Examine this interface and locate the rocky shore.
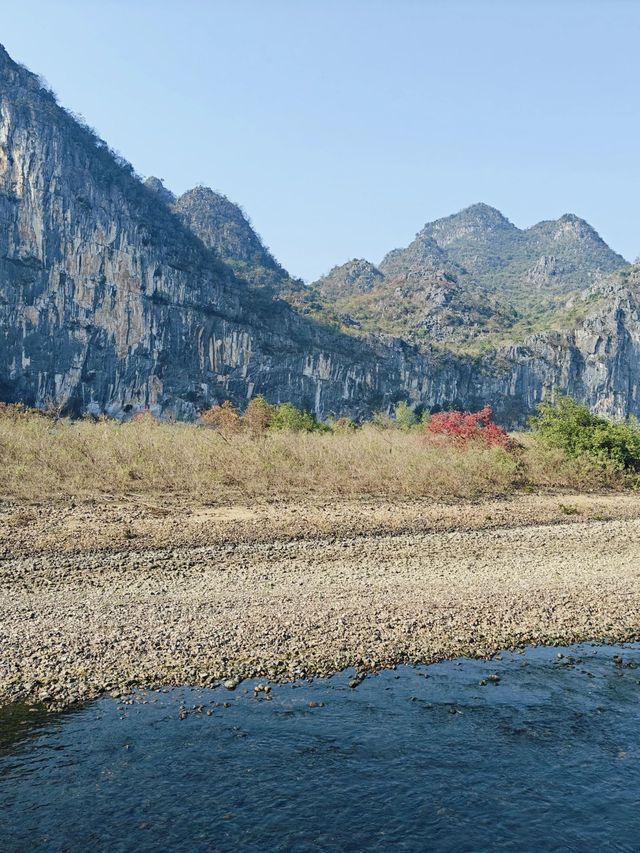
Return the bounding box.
[1,493,640,709]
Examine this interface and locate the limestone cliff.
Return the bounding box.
[1,44,640,427]
[0,45,470,420]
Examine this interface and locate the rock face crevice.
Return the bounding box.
[1,44,639,426]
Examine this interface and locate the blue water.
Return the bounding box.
[1,643,640,852]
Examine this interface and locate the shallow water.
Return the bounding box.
[1,643,640,852]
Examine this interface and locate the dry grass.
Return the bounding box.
[0,416,632,504]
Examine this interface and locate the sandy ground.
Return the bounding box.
[1,492,640,707]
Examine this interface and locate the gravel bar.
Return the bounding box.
[1,493,640,708]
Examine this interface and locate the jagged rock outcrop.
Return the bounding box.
[316,260,385,298]
[1,44,640,427]
[143,176,176,206]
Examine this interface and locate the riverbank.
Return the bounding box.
[2,493,640,708]
[0,411,632,506]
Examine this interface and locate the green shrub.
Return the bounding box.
[529,395,640,470]
[368,403,418,430]
[394,401,418,431]
[268,402,320,432]
[370,410,395,430]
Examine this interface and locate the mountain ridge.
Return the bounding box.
[312,201,628,349]
[1,43,640,426]
[0,43,449,420]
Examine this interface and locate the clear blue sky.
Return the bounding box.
[3,0,639,280]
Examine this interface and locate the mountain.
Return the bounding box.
[1,43,640,427]
[315,249,516,347]
[0,44,455,420]
[316,260,385,299]
[416,203,625,296]
[314,203,627,349]
[169,183,296,293]
[148,179,340,325]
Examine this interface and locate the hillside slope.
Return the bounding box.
[0,44,462,420]
[1,44,640,426]
[314,203,627,349]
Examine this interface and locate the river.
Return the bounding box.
[1,642,639,851]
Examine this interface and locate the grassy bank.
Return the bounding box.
[0,413,630,504]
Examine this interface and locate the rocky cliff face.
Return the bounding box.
[475,267,640,423]
[1,44,639,427]
[0,45,476,421]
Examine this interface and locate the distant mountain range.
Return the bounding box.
[1,43,639,425]
[314,203,627,350]
[150,179,630,353]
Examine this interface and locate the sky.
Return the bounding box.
[2,0,639,280]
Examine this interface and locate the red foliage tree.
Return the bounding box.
[425,405,512,449]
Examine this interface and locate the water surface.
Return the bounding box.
[1,643,640,852]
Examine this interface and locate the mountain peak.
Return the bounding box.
[0,42,36,85]
[554,213,601,239]
[175,185,255,238]
[315,259,384,298]
[554,213,599,239]
[558,213,586,224]
[0,43,57,101]
[438,202,515,229]
[417,204,517,252]
[458,202,511,221]
[174,185,290,288]
[527,214,626,264]
[0,43,13,69]
[179,184,222,202]
[143,176,176,205]
[176,186,247,221]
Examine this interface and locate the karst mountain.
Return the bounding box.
[1,44,639,425]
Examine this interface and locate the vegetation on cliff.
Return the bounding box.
[312,203,628,350]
